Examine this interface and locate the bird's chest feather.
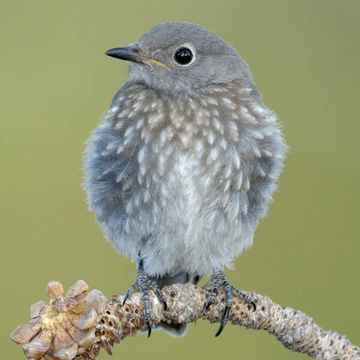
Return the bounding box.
[92,83,280,230]
[133,100,234,212]
[105,88,243,206]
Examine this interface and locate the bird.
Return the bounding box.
[83,22,286,337]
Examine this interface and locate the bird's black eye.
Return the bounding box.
[174,47,194,65]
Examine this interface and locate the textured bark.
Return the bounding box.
[11,280,360,360]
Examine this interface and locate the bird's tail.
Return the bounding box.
[152,273,200,337]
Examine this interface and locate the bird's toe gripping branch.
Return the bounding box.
[123,259,167,337]
[203,271,256,337]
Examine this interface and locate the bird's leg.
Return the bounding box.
[203,271,256,337]
[123,256,167,337]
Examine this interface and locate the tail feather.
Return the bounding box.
[152,273,200,337]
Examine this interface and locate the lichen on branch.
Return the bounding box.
[11,280,360,360]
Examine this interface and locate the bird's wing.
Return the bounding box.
[229,101,285,229]
[83,103,141,227]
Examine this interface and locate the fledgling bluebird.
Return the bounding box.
[84,22,286,337]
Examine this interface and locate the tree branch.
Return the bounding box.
[11,280,360,360]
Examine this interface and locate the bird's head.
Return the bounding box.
[105,22,253,94]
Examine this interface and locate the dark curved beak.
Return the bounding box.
[105,45,146,64]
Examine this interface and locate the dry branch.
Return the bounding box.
[11,280,360,360]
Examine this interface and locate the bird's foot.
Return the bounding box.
[203,271,256,337]
[123,259,167,337]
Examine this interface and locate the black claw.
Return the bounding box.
[122,292,129,306]
[214,325,224,337]
[203,271,254,337]
[154,286,168,310]
[147,323,152,337]
[215,305,231,337]
[251,301,257,312]
[205,297,213,310]
[234,289,257,312]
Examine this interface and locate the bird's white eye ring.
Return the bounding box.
[173,44,196,66]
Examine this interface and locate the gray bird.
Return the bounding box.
[84,22,286,337]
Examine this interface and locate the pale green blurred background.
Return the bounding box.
[1,0,359,358]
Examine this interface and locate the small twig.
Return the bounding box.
[10,280,360,360]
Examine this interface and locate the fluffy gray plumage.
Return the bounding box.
[84,22,286,335]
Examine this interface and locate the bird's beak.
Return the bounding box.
[105,44,146,64]
[105,44,169,68]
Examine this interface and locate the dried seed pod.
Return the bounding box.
[11,320,42,345]
[23,329,52,359]
[11,280,107,360]
[66,280,89,298]
[46,281,64,298]
[30,301,47,319]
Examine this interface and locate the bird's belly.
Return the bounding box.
[140,152,245,276]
